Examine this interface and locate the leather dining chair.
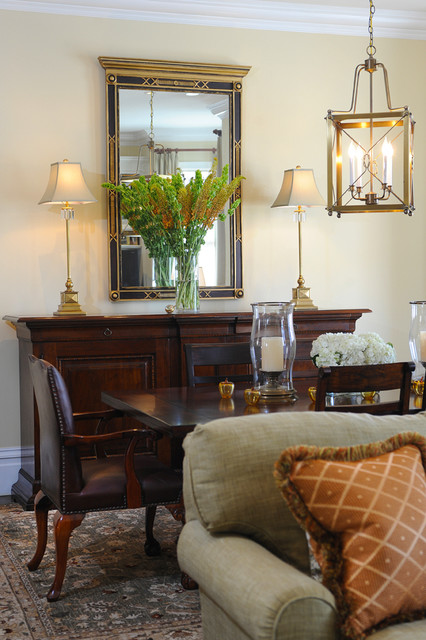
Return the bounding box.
[314,361,415,414]
[27,355,183,601]
[184,342,253,387]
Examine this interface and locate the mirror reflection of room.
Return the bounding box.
[119,89,231,289]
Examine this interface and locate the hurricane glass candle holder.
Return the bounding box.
[250,301,297,403]
[409,301,426,380]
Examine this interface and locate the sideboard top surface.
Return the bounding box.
[4,309,372,329]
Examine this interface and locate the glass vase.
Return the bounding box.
[409,300,426,380]
[153,253,174,288]
[175,252,200,313]
[250,301,297,402]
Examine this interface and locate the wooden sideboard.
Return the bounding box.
[4,309,370,508]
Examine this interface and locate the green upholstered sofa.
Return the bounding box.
[177,410,426,640]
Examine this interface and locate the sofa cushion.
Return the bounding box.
[274,432,426,640]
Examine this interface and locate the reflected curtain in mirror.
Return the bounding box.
[98,57,250,301]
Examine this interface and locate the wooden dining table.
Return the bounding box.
[101,382,315,468]
[101,383,423,469]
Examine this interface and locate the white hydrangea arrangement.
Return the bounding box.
[310,332,396,368]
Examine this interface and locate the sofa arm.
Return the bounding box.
[178,520,337,640]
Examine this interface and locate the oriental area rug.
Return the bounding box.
[0,504,202,640]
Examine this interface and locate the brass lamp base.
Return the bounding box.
[291,284,318,310]
[54,288,86,316]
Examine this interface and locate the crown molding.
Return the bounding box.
[1,1,426,40]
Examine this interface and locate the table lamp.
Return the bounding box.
[271,165,325,310]
[39,160,97,315]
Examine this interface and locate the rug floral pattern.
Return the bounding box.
[0,504,202,640]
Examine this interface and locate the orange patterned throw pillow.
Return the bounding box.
[274,432,426,640]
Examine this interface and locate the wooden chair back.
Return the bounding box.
[315,361,415,414]
[184,342,253,387]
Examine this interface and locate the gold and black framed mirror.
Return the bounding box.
[98,57,250,302]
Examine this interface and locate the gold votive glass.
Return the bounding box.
[361,391,377,402]
[219,379,234,399]
[244,388,261,405]
[411,379,424,397]
[308,387,316,403]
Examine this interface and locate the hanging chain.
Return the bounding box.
[367,0,376,56]
[149,91,154,148]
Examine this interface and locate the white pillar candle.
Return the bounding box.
[420,331,426,361]
[261,337,284,371]
[382,138,393,185]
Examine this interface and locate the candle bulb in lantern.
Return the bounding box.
[261,337,284,371]
[382,138,393,185]
[355,145,363,187]
[349,142,363,187]
[349,141,355,185]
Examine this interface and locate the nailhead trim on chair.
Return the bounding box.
[47,366,70,512]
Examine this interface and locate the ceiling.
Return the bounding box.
[1,0,426,39]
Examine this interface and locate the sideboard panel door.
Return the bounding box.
[60,355,154,410]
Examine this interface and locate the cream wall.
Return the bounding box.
[1,9,425,452]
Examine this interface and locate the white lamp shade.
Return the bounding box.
[39,161,97,204]
[271,166,325,208]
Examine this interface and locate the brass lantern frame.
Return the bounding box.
[326,97,415,217]
[326,3,415,218]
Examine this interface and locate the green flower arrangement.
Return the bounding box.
[102,159,244,306]
[102,159,243,257]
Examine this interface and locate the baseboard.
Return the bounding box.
[0,448,20,497]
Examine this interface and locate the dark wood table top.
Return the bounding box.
[102,381,424,437]
[101,382,315,437]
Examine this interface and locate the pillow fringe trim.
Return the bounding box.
[274,431,426,640]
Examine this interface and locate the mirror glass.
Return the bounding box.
[119,89,231,288]
[99,57,250,301]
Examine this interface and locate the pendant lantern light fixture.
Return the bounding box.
[121,90,165,182]
[326,0,415,217]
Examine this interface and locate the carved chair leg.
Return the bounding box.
[47,511,85,602]
[144,505,161,556]
[181,572,198,590]
[164,501,196,590]
[27,491,53,571]
[165,498,185,524]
